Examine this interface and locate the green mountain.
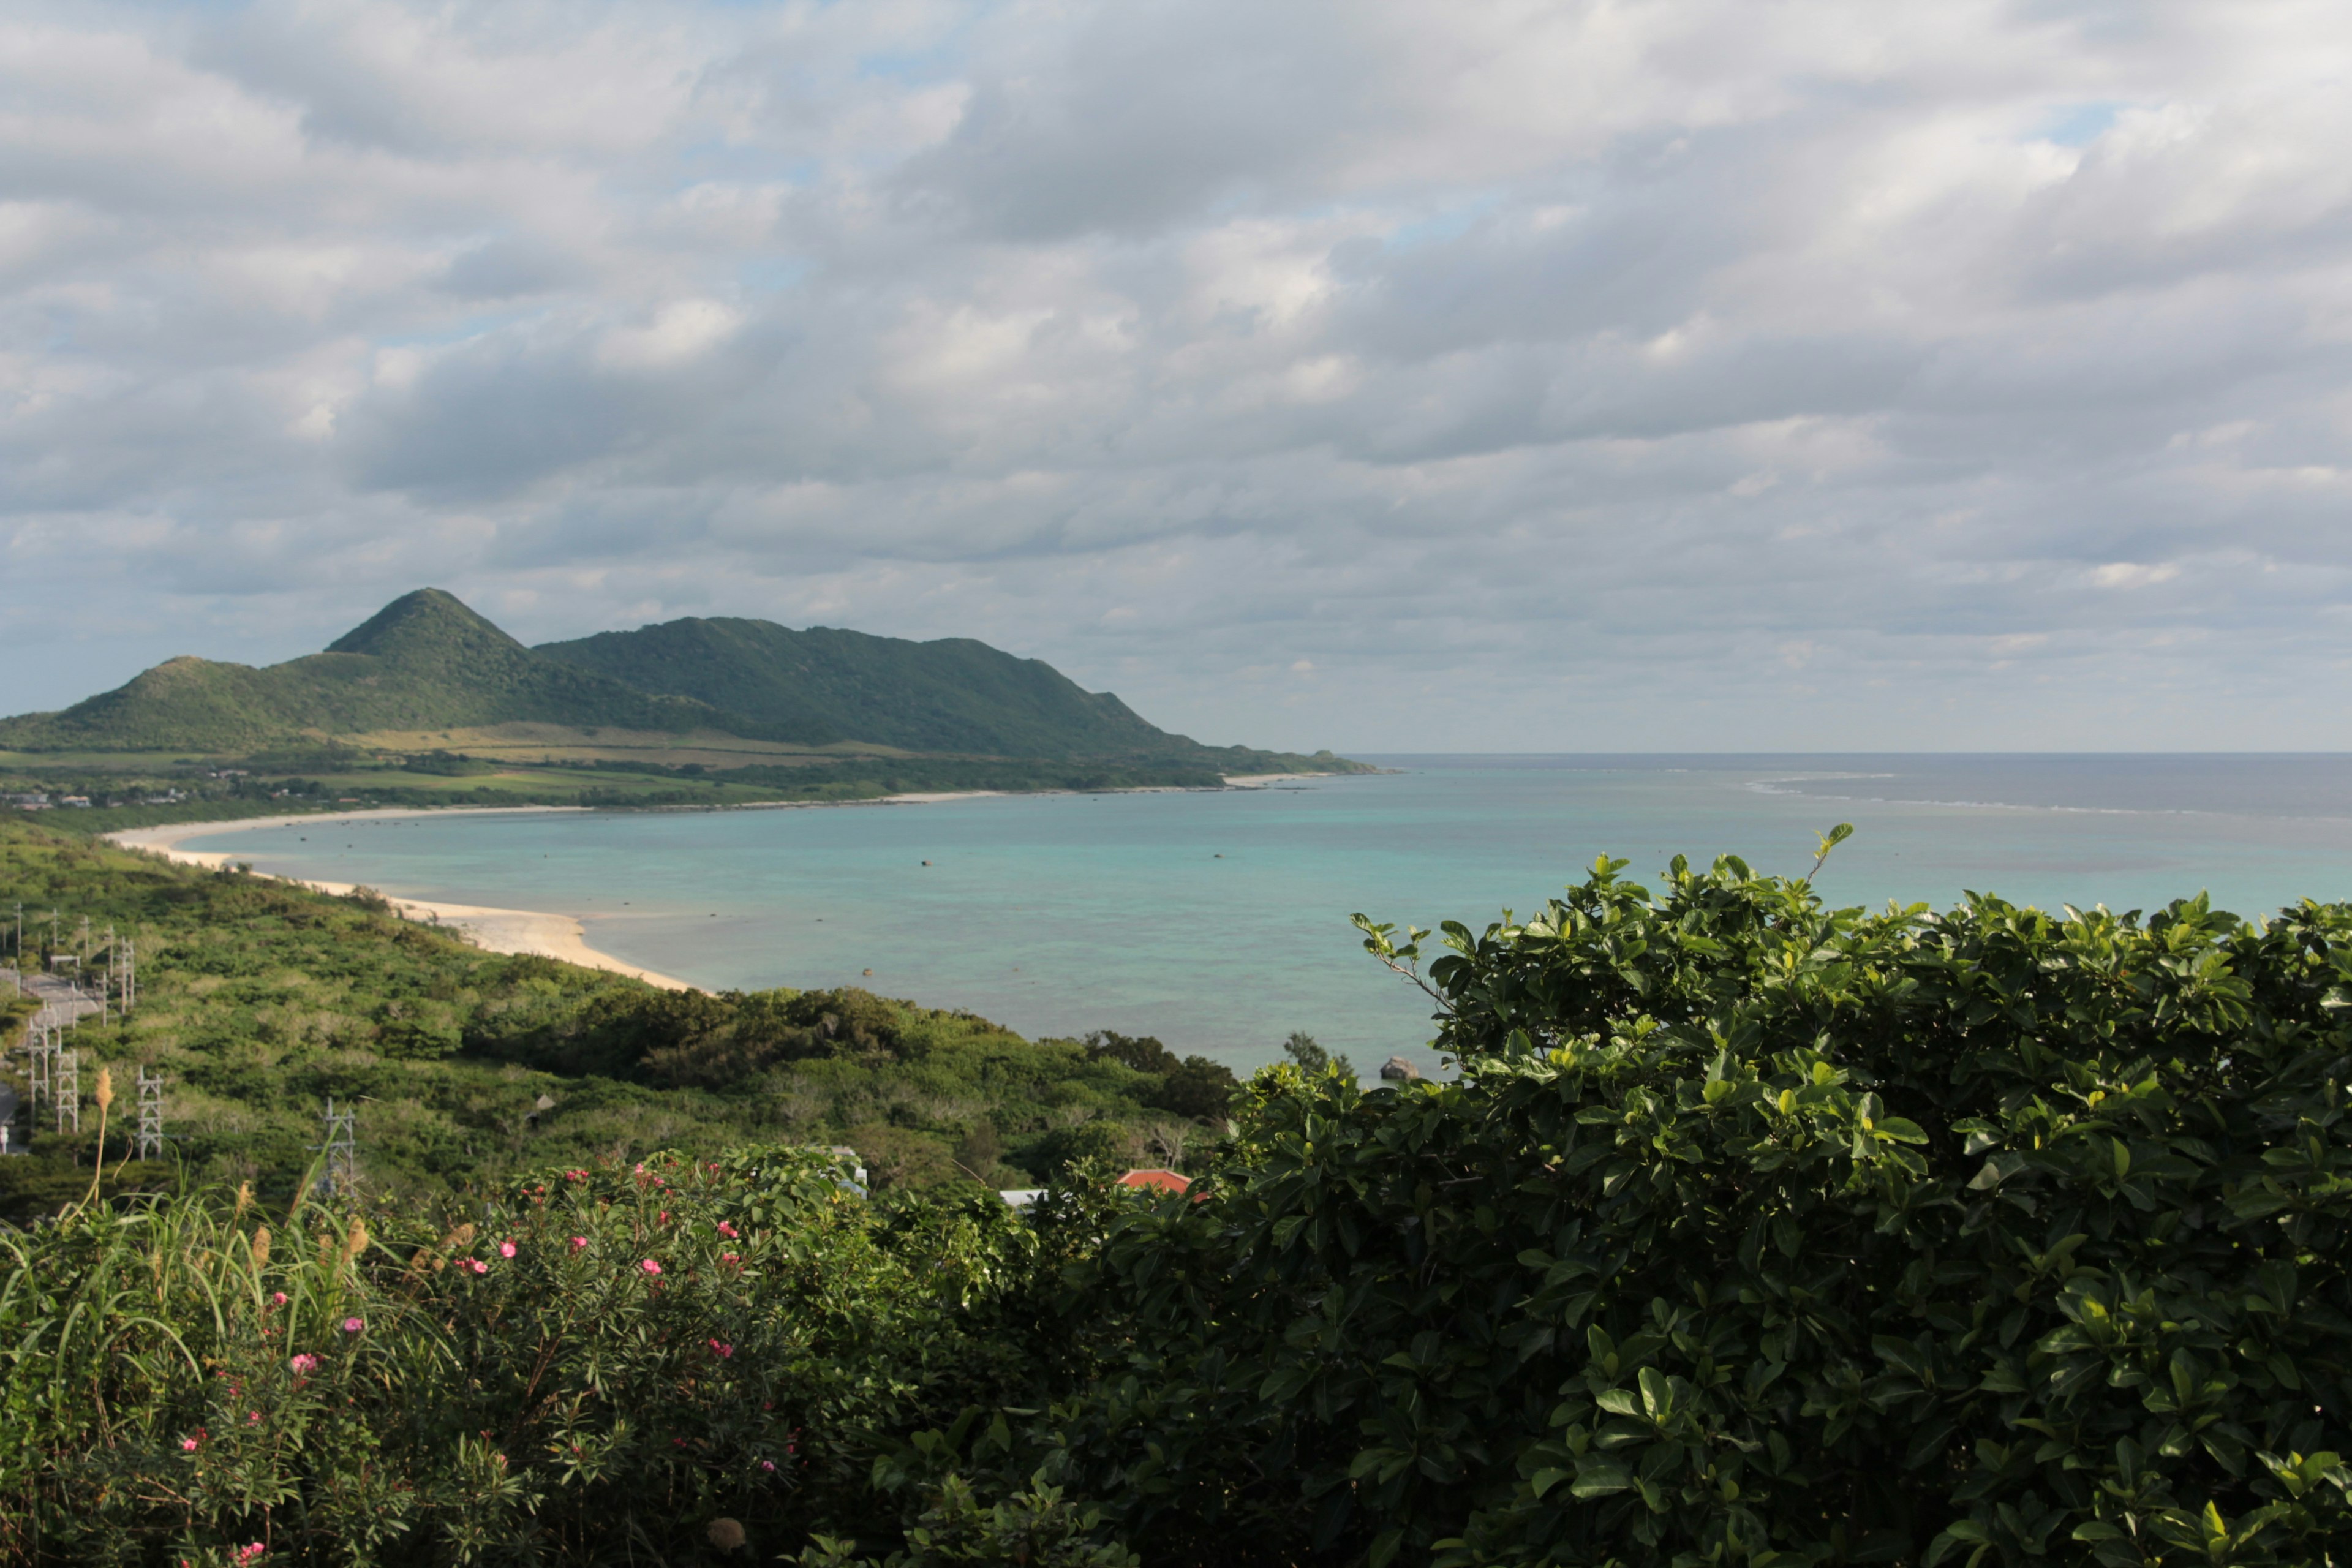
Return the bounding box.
[0,590,725,753]
[0,590,1359,775]
[535,616,1189,757]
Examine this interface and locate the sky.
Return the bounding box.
[4,0,2350,753]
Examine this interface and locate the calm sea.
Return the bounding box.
[184,755,2352,1072]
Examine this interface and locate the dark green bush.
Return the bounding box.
[977,854,2352,1567]
[1081,1031,1239,1121]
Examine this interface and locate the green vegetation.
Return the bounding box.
[539,614,1197,759]
[0,591,721,754]
[0,824,1236,1221]
[16,838,2346,1564]
[0,590,1369,799]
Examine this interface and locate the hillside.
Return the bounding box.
[0,589,1362,776]
[535,616,1183,756]
[0,590,728,752]
[0,819,1237,1218]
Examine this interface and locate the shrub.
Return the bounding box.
[990,853,2352,1567]
[0,1148,1071,1561]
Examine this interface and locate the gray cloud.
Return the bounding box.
[3,0,2351,750]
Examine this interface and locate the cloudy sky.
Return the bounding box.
[4,0,2349,751]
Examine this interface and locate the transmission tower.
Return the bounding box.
[312,1097,358,1196]
[136,1068,165,1160]
[53,1047,78,1134]
[26,1025,53,1124]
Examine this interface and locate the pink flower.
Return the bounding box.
[570,1236,588,1251]
[341,1316,364,1334]
[565,1169,588,1182]
[270,1292,288,1306]
[761,1459,777,1473]
[659,1210,671,1224]
[180,1436,200,1452]
[720,1252,741,1266]
[639,1258,662,1276]
[707,1338,733,1358]
[289,1354,317,1376]
[499,1240,517,1259]
[469,1259,489,1275]
[716,1221,739,1239]
[236,1546,265,1564]
[247,1411,261,1425]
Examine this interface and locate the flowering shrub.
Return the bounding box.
[0,1147,1066,1561]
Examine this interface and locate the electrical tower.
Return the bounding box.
[53,1047,78,1134]
[136,1068,165,1160]
[313,1098,358,1196]
[26,1025,53,1123]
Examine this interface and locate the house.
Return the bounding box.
[1000,1169,1195,1209]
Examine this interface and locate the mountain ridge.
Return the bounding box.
[0,590,1358,775]
[533,614,1202,758]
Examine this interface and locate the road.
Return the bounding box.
[2,966,104,1033]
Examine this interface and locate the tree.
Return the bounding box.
[1280,1029,1354,1080]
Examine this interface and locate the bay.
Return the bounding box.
[184,753,2352,1073]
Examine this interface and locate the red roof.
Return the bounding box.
[1117,1168,1191,1194]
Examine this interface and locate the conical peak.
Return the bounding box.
[325,589,526,664]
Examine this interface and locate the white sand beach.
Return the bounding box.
[100,773,1339,989]
[106,809,698,991]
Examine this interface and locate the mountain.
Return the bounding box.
[0,590,1357,774]
[0,590,725,752]
[535,616,1189,757]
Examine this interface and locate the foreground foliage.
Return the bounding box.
[0,1148,1100,1561]
[940,855,2352,1567]
[10,843,2352,1566]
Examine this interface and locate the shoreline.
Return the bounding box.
[106,807,698,992]
[100,773,1336,992]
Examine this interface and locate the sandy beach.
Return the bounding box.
[106,808,698,991]
[102,774,1331,991]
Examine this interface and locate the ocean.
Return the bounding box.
[183,754,2352,1072]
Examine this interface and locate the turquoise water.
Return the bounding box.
[185,755,2352,1072]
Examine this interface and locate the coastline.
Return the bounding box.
[100,772,1334,993]
[106,807,698,992]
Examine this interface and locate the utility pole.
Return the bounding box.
[135,1069,164,1160]
[313,1098,358,1197]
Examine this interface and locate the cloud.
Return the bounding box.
[2,0,2351,750]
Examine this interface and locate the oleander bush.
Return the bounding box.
[0,1148,1106,1564]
